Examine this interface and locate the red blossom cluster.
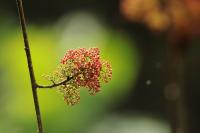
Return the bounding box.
[49,48,112,105]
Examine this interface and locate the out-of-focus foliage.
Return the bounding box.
[88,114,170,133]
[120,0,200,36]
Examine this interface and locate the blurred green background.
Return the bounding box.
[0,9,143,133]
[0,0,199,133]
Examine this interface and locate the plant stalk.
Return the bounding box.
[165,36,188,133]
[16,0,44,132]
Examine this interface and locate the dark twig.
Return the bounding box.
[37,72,82,88]
[16,0,43,132]
[37,76,72,88]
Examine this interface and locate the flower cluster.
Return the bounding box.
[47,48,112,105]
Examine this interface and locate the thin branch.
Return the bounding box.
[37,72,82,89]
[16,0,44,133]
[37,76,72,88]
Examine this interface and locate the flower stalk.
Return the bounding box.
[16,0,44,132]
